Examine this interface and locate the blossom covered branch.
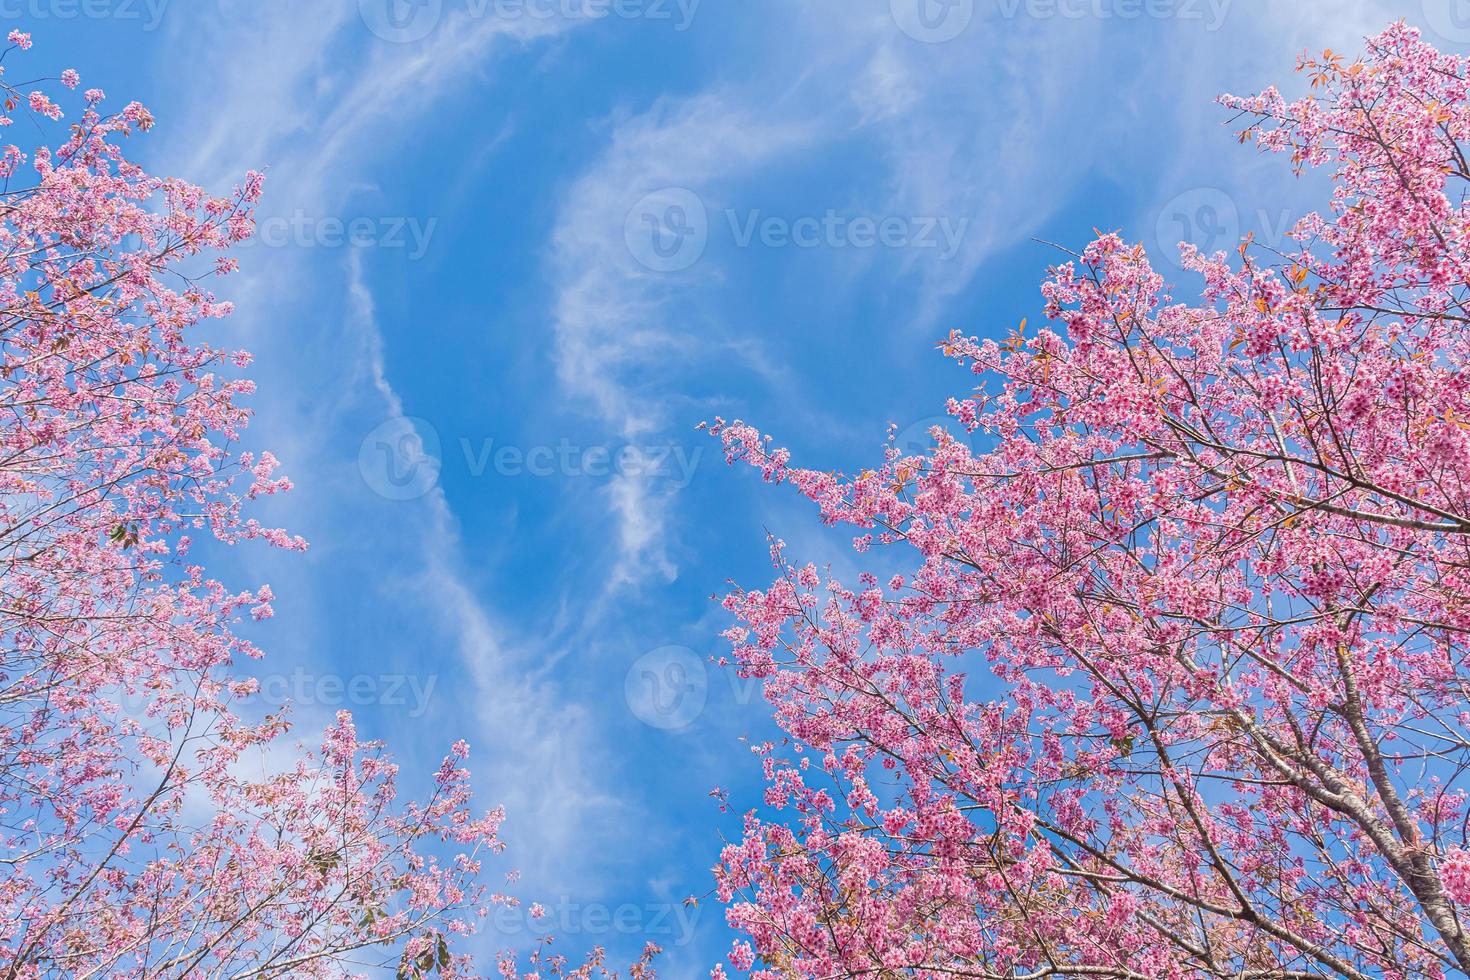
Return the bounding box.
[0,32,652,980]
[707,22,1470,980]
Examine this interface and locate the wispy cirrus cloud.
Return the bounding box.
[109,1,1467,966]
[540,2,1470,610]
[542,0,1111,591]
[146,1,624,891]
[549,91,813,587]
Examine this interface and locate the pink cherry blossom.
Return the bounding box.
[708,23,1470,980]
[0,38,652,980]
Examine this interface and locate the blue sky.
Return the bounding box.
[34,0,1470,972]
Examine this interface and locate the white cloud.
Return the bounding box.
[144,3,622,891]
[540,0,1456,602]
[129,0,1456,946]
[345,254,625,876]
[549,92,814,585]
[542,0,1110,588]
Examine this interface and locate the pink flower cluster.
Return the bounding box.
[707,22,1470,980]
[0,40,638,980]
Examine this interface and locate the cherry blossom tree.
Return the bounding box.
[708,22,1470,980]
[0,33,647,979]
